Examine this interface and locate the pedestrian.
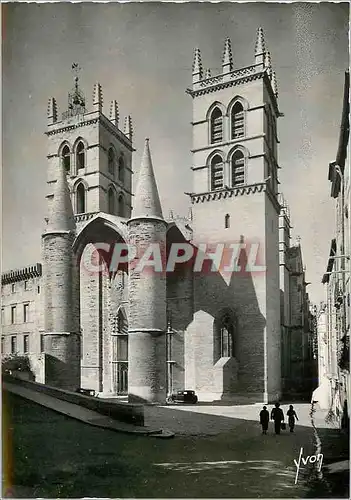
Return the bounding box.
[259,405,269,434]
[271,402,285,434]
[287,404,299,433]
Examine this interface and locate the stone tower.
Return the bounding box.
[46,70,133,218]
[186,28,282,403]
[41,161,80,390]
[127,139,167,403]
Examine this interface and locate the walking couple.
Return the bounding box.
[259,403,298,434]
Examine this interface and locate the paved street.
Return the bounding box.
[3,392,340,498]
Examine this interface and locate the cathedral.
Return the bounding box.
[2,28,292,404]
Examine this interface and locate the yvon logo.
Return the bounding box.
[294,447,323,484]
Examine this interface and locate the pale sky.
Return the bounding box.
[2,2,349,305]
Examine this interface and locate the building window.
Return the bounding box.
[62,145,71,173]
[266,106,275,153]
[76,183,85,214]
[40,334,45,353]
[231,102,244,139]
[11,336,17,354]
[1,308,4,325]
[231,150,245,187]
[23,334,29,354]
[220,315,234,358]
[1,336,4,354]
[11,283,15,293]
[112,308,129,395]
[23,304,29,323]
[108,188,115,215]
[210,107,223,144]
[118,194,124,217]
[225,214,230,229]
[76,141,85,170]
[37,286,40,294]
[210,155,224,191]
[24,280,28,291]
[118,156,125,183]
[108,147,115,175]
[11,306,16,325]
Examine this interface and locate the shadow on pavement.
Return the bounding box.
[3,391,349,499]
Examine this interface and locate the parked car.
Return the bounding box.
[166,390,198,404]
[75,388,97,397]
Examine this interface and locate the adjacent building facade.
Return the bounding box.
[314,71,350,429]
[1,28,313,404]
[279,200,318,400]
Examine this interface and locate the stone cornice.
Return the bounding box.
[186,66,282,118]
[188,182,281,212]
[2,263,42,284]
[74,212,99,224]
[47,173,134,196]
[99,114,135,153]
[191,104,266,126]
[45,113,135,153]
[192,151,281,173]
[191,134,265,155]
[45,116,99,137]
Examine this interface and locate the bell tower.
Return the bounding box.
[45,64,134,220]
[186,28,282,403]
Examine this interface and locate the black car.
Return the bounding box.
[75,388,97,397]
[166,390,198,404]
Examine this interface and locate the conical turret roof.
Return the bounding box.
[132,139,163,220]
[46,166,76,233]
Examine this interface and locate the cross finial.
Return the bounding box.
[71,63,81,87]
[72,62,80,76]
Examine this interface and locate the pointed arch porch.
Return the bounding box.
[73,215,129,395]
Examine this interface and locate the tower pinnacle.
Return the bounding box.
[192,48,203,83]
[46,165,76,233]
[92,82,103,112]
[109,100,119,127]
[132,138,163,220]
[222,37,233,73]
[47,97,58,125]
[255,27,266,66]
[124,115,133,141]
[272,71,278,97]
[265,51,272,78]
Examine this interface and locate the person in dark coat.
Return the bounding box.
[287,405,299,432]
[271,402,285,434]
[259,405,269,434]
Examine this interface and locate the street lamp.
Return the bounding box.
[166,314,175,397]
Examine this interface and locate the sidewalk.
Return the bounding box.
[3,382,174,438]
[145,402,332,435]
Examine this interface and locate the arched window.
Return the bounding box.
[108,188,115,215]
[118,156,125,183]
[62,145,71,173]
[76,183,85,214]
[117,308,128,336]
[76,141,85,170]
[210,107,223,144]
[231,150,245,187]
[111,307,129,395]
[220,314,234,358]
[118,194,124,217]
[108,147,115,175]
[210,154,224,190]
[225,214,230,229]
[231,102,244,139]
